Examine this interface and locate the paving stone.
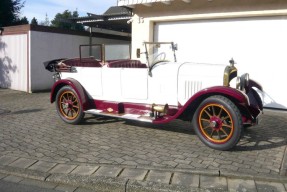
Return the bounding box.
[0,90,287,181]
[3,175,24,183]
[71,165,99,176]
[200,175,228,191]
[49,164,77,174]
[8,158,37,169]
[28,160,57,172]
[281,148,287,176]
[0,155,19,166]
[145,170,172,184]
[20,178,57,189]
[228,178,256,192]
[118,168,148,180]
[74,187,96,192]
[0,173,8,179]
[171,172,199,188]
[255,181,286,192]
[93,166,123,177]
[55,184,78,192]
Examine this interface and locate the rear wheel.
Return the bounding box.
[192,96,243,150]
[56,86,84,124]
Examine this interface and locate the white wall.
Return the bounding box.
[30,31,130,92]
[0,34,28,92]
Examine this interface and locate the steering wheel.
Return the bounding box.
[152,52,166,65]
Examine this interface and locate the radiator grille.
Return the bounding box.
[185,81,202,99]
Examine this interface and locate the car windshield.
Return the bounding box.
[80,44,131,62]
[144,42,177,66]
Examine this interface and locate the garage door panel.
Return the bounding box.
[154,18,287,109]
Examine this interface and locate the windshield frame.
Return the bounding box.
[143,42,177,68]
[79,44,104,62]
[79,44,131,63]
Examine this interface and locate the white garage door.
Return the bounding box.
[154,17,287,109]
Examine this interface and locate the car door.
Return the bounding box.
[102,67,148,102]
[121,68,148,100]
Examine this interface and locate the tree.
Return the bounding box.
[51,10,84,31]
[0,0,25,27]
[13,16,29,25]
[31,17,38,25]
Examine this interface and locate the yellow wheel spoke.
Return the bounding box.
[203,109,212,118]
[217,131,222,140]
[220,128,229,137]
[222,123,233,128]
[201,118,210,122]
[212,106,216,116]
[62,96,68,102]
[66,109,70,116]
[65,93,70,100]
[210,130,215,137]
[72,109,78,116]
[221,116,230,121]
[217,107,223,117]
[73,105,79,109]
[203,125,211,130]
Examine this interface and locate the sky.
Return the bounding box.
[21,0,117,23]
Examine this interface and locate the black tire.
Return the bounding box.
[55,86,85,124]
[192,95,243,150]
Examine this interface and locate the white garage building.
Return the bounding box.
[118,0,287,109]
[0,25,130,93]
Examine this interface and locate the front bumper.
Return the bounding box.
[244,87,264,126]
[253,109,263,125]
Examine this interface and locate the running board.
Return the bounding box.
[85,109,153,123]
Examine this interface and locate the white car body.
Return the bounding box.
[44,42,263,150]
[61,62,226,106]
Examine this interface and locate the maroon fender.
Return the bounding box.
[248,79,263,91]
[154,86,250,124]
[183,86,249,107]
[50,78,90,110]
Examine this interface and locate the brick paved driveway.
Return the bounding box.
[0,89,286,178]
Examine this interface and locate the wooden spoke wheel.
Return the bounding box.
[193,96,243,150]
[56,86,84,124]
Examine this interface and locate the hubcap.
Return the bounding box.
[209,120,217,128]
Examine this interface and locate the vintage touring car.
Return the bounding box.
[44,42,263,150]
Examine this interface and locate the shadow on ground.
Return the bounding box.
[82,111,287,152]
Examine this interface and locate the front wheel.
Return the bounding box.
[56,86,84,124]
[192,96,243,150]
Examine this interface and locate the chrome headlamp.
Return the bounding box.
[236,76,241,89]
[240,73,249,89]
[236,73,249,91]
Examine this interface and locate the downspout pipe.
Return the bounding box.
[89,26,92,56]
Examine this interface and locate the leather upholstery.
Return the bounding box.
[63,58,102,67]
[61,58,147,68]
[106,60,147,68]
